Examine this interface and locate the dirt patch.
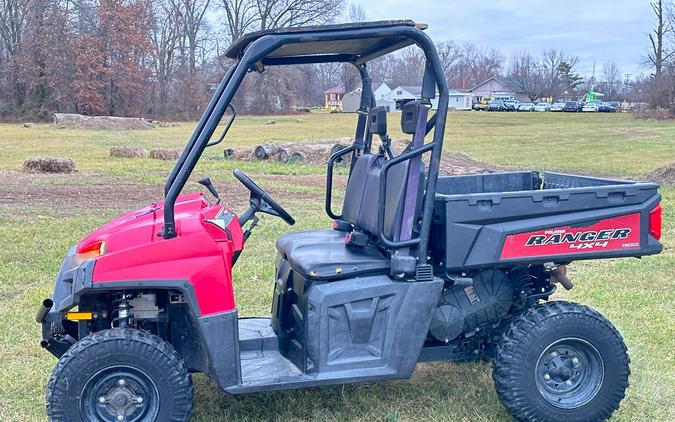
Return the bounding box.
[1,170,162,216]
[22,157,78,174]
[391,139,508,175]
[53,113,154,130]
[0,170,325,218]
[648,162,675,184]
[438,152,509,175]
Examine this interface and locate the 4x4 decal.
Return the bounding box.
[501,213,641,259]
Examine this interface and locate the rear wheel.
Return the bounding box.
[493,301,629,422]
[46,328,193,422]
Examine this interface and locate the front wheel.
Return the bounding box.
[493,301,629,422]
[46,328,193,422]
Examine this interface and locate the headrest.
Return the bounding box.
[401,101,422,134]
[368,106,387,136]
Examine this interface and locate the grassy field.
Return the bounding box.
[0,112,673,421]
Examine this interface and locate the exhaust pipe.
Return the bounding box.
[35,298,54,323]
[550,266,574,290]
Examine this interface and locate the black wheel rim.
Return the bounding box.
[80,366,160,422]
[535,337,604,409]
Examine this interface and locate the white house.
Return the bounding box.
[336,84,472,112]
[383,85,421,108]
[447,90,473,110]
[373,82,396,111]
[342,83,395,112]
[373,82,391,100]
[468,77,529,102]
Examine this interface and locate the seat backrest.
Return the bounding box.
[340,106,391,226]
[341,153,379,224]
[355,100,427,244]
[356,158,420,241]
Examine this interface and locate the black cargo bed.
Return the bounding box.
[431,172,662,273]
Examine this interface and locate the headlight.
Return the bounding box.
[73,241,106,266]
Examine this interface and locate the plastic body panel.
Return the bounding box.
[271,255,443,377]
[431,172,663,272]
[76,193,243,315]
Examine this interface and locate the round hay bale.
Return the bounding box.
[22,157,77,174]
[149,148,181,161]
[109,146,147,158]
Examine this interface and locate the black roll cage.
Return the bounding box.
[162,20,449,263]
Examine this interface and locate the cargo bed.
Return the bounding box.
[430,171,663,273]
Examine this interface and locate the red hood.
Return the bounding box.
[76,192,218,254]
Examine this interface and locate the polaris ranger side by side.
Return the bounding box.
[37,21,663,422]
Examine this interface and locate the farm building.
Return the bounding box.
[323,85,345,111]
[383,85,422,109]
[468,77,529,102]
[341,89,362,112]
[339,84,470,112]
[340,83,394,112]
[448,90,473,110]
[373,83,391,100]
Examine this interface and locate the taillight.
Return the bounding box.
[649,204,662,240]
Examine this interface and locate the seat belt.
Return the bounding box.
[397,102,428,242]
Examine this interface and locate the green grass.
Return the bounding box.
[0,112,673,421]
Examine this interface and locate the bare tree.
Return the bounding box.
[600,61,621,99]
[509,51,542,101]
[255,0,344,31]
[221,0,256,42]
[0,0,29,59]
[346,1,365,22]
[436,40,461,83]
[366,53,398,86]
[537,50,567,99]
[389,46,425,86]
[181,0,211,75]
[648,0,673,79]
[149,0,185,116]
[646,0,674,107]
[460,43,502,87]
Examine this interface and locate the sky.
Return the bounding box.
[353,0,656,79]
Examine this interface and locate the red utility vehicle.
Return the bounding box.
[37,21,663,422]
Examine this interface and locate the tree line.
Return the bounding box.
[0,0,672,121]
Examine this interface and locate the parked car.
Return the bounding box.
[534,102,551,112]
[503,99,519,111]
[518,102,535,112]
[582,102,600,112]
[563,101,580,112]
[598,101,619,112]
[473,96,492,111]
[550,102,566,112]
[487,100,505,111]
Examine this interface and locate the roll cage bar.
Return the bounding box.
[162,20,449,264]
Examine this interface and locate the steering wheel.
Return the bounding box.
[233,169,295,225]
